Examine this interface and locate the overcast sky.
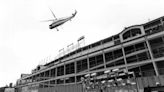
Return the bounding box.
[0,0,164,87]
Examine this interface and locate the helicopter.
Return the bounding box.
[45,9,77,31]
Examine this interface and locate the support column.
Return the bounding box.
[121,44,128,72]
[102,50,107,69]
[49,70,51,77]
[64,62,66,84]
[55,68,57,84]
[87,53,90,72]
[74,59,77,83]
[145,37,159,76]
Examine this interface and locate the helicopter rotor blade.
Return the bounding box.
[40,19,55,22]
[49,8,57,20]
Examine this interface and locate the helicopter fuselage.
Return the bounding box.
[49,12,76,29]
[49,19,66,29]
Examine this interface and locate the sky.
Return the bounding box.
[0,0,164,87]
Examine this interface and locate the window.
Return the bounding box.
[140,63,156,77]
[137,52,150,61]
[135,42,146,51]
[123,31,130,40]
[57,66,64,76]
[115,59,125,66]
[106,62,115,68]
[128,66,141,77]
[144,19,163,35]
[65,62,75,74]
[126,51,150,64]
[50,80,56,85]
[65,77,75,83]
[105,48,123,63]
[106,59,124,68]
[89,54,104,68]
[149,37,163,46]
[39,83,44,88]
[45,70,50,77]
[89,57,96,68]
[76,48,82,53]
[123,28,142,40]
[156,61,164,75]
[105,52,113,62]
[50,68,56,77]
[124,45,135,55]
[124,42,147,55]
[131,28,141,36]
[40,72,44,77]
[76,75,85,82]
[128,63,156,77]
[76,59,88,73]
[69,51,76,56]
[96,54,104,65]
[144,19,161,29]
[102,37,112,44]
[96,71,104,76]
[114,35,119,40]
[114,39,121,45]
[91,42,101,48]
[126,55,137,64]
[57,79,64,84]
[91,66,104,71]
[149,37,164,58]
[82,46,89,51]
[113,49,123,59]
[44,81,49,88]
